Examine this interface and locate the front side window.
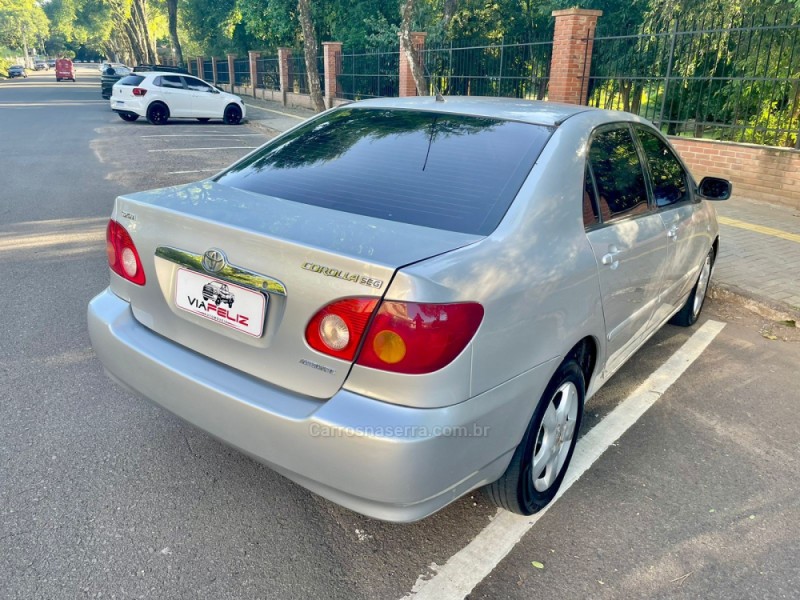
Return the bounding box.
[185,77,212,92]
[636,127,690,207]
[587,126,650,222]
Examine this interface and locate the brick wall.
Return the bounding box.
[670,137,800,209]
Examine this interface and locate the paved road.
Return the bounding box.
[2,67,799,600]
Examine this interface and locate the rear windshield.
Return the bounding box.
[215,108,551,235]
[118,75,145,86]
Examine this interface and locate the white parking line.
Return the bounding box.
[404,319,726,600]
[243,104,306,120]
[0,101,108,107]
[147,147,259,152]
[140,134,264,138]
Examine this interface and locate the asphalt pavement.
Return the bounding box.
[1,66,799,600]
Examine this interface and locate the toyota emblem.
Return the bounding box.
[202,248,227,274]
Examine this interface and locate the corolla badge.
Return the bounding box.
[202,248,227,274]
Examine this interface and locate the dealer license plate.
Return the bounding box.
[175,268,266,337]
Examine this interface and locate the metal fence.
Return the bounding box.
[588,10,800,148]
[215,60,230,85]
[336,49,400,99]
[256,56,280,90]
[233,58,250,86]
[203,59,213,82]
[288,53,324,95]
[422,40,552,99]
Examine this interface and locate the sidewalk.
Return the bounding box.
[240,94,800,317]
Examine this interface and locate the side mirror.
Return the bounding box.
[211,87,220,94]
[698,176,732,201]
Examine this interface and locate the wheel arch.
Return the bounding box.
[565,336,598,398]
[148,100,170,114]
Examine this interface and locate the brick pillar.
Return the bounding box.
[322,42,342,108]
[399,32,427,97]
[196,57,204,80]
[278,47,292,106]
[548,8,603,105]
[248,51,260,97]
[227,54,237,92]
[211,57,219,85]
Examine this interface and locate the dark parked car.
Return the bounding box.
[133,64,189,74]
[8,65,27,78]
[101,65,131,99]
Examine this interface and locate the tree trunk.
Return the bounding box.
[129,0,156,64]
[166,0,184,66]
[297,0,325,112]
[399,0,427,95]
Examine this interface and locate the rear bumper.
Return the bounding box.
[88,289,547,521]
[111,99,144,115]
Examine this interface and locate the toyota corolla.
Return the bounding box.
[88,97,730,522]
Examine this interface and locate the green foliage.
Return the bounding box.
[0,0,50,51]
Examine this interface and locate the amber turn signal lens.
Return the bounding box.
[372,330,406,364]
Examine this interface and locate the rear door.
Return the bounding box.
[585,124,670,374]
[155,75,192,117]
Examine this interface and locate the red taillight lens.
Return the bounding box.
[132,87,147,96]
[357,302,484,374]
[106,219,146,285]
[305,298,379,361]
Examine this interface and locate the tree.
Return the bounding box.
[165,0,183,65]
[297,0,325,111]
[399,0,426,95]
[0,0,50,60]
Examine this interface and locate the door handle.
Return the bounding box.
[601,245,621,269]
[667,226,679,240]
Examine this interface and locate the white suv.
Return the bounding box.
[111,72,246,125]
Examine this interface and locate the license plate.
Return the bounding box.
[175,268,266,337]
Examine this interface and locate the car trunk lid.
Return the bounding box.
[111,181,482,399]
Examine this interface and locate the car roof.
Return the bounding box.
[349,96,599,127]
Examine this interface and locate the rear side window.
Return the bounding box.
[216,108,551,235]
[118,75,145,86]
[588,126,650,222]
[157,75,185,89]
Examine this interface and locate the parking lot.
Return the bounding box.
[2,67,799,600]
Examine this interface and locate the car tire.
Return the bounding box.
[669,246,715,327]
[197,118,210,123]
[485,359,584,515]
[119,112,139,122]
[223,104,242,125]
[146,102,169,125]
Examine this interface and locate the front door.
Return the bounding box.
[634,125,706,324]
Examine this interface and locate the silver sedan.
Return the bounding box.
[88,97,731,522]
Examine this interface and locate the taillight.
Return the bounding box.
[106,219,146,285]
[132,87,147,96]
[357,302,484,374]
[305,298,484,374]
[305,298,378,361]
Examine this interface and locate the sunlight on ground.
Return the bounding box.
[0,216,107,254]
